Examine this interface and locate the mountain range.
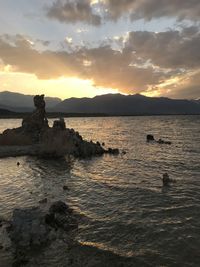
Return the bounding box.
[54,93,200,115]
[0,91,200,116]
[0,91,61,112]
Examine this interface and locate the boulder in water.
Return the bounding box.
[7,201,78,265]
[146,134,155,142]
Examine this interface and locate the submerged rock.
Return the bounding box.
[157,139,172,145]
[106,148,120,155]
[63,185,69,191]
[146,134,155,142]
[162,173,176,186]
[7,201,78,266]
[146,134,171,145]
[39,198,48,204]
[49,201,71,214]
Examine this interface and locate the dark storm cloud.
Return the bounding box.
[46,0,101,25]
[103,0,200,21]
[46,0,200,24]
[126,27,200,69]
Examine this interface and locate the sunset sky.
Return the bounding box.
[0,0,200,100]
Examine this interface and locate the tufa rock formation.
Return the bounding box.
[6,201,78,266]
[146,134,171,145]
[0,95,49,145]
[22,94,49,139]
[0,94,119,158]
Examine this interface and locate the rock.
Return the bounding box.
[53,117,66,130]
[46,201,77,231]
[107,148,120,155]
[63,185,69,191]
[9,207,50,249]
[0,94,49,146]
[7,201,78,265]
[22,94,49,142]
[0,94,119,159]
[122,150,126,155]
[102,142,105,146]
[162,173,176,186]
[146,135,171,145]
[8,207,51,265]
[44,213,55,227]
[49,201,70,214]
[146,134,155,142]
[162,173,170,186]
[39,198,48,204]
[157,139,172,145]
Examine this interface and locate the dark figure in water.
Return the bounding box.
[162,173,176,186]
[17,162,20,166]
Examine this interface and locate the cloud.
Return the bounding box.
[125,27,200,69]
[103,0,200,21]
[46,0,200,24]
[46,0,101,25]
[157,70,200,99]
[0,27,200,99]
[0,35,168,93]
[0,35,78,79]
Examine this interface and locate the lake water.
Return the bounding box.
[0,116,200,266]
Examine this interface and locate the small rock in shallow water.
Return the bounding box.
[39,198,47,204]
[49,201,70,214]
[162,173,175,186]
[63,185,69,191]
[146,134,155,142]
[107,148,120,155]
[157,139,172,145]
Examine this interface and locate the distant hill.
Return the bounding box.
[0,91,62,112]
[0,108,16,116]
[54,93,200,115]
[0,91,199,116]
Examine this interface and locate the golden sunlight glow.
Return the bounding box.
[158,77,180,88]
[141,76,182,97]
[0,71,119,99]
[141,90,160,97]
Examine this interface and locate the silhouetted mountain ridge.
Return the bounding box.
[0,91,199,115]
[55,93,200,115]
[0,91,61,112]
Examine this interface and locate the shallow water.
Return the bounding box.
[0,116,200,266]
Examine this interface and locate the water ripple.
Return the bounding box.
[0,115,200,266]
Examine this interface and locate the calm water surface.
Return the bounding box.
[0,116,200,266]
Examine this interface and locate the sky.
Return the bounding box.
[0,0,200,100]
